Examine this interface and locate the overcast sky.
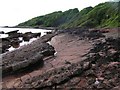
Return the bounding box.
[0,0,113,26]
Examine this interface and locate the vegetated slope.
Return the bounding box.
[18,1,120,29]
[18,11,62,27]
[59,6,93,29]
[18,8,79,27]
[83,2,120,28]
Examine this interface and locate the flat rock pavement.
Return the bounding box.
[50,33,92,67]
[2,33,92,89]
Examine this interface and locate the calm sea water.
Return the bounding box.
[0,27,52,52]
[0,27,51,38]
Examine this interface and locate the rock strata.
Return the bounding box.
[2,28,120,90]
[2,34,55,76]
[13,60,91,88]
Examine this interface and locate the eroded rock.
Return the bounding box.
[2,34,55,76]
[13,61,91,88]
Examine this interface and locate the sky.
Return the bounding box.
[0,0,114,26]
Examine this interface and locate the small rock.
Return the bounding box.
[111,86,120,90]
[94,78,100,85]
[83,61,91,70]
[65,60,71,64]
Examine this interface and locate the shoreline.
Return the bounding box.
[1,26,56,30]
[0,28,53,53]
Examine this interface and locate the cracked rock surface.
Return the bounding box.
[2,28,120,90]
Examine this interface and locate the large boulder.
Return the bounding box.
[1,38,11,53]
[46,31,52,34]
[22,32,33,41]
[6,30,20,38]
[40,44,55,57]
[0,31,4,34]
[22,32,41,41]
[33,32,41,38]
[10,38,21,48]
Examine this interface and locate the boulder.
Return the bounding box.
[1,38,11,53]
[33,33,41,38]
[23,32,33,41]
[46,31,52,34]
[6,30,20,38]
[111,86,120,90]
[40,44,55,57]
[22,32,41,41]
[11,38,21,48]
[0,31,4,34]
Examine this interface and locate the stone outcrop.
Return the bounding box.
[2,28,120,90]
[57,28,105,40]
[11,60,91,88]
[11,38,22,48]
[1,38,11,53]
[76,37,120,90]
[1,30,44,53]
[0,31,4,34]
[45,31,52,34]
[23,32,41,41]
[6,30,21,38]
[33,33,41,38]
[2,34,55,76]
[23,32,33,41]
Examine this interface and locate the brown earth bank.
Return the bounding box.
[1,27,120,90]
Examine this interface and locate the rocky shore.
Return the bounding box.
[1,30,42,53]
[2,33,55,76]
[1,27,120,90]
